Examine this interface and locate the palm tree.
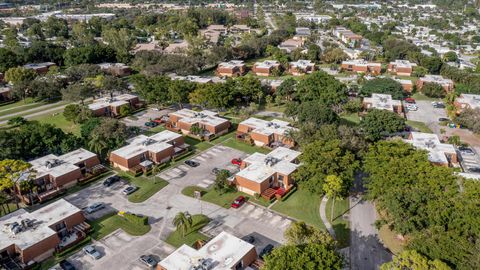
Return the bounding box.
[88,133,108,158]
[283,129,297,146]
[173,211,193,237]
[19,180,35,205]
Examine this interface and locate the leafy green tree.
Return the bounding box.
[296,71,348,106]
[421,83,446,98]
[306,44,322,62]
[4,67,37,85]
[276,78,297,102]
[62,82,96,105]
[295,139,358,194]
[80,118,102,139]
[361,78,405,99]
[213,170,231,194]
[322,48,348,64]
[323,175,344,222]
[296,100,339,128]
[119,106,131,117]
[263,243,343,270]
[381,250,451,270]
[102,28,135,63]
[454,108,480,133]
[7,117,27,126]
[63,104,82,122]
[284,221,335,248]
[0,48,20,73]
[86,118,130,159]
[443,51,458,62]
[360,109,406,141]
[384,38,419,61]
[173,211,193,237]
[0,160,34,208]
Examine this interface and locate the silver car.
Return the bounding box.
[84,202,105,214]
[83,245,102,260]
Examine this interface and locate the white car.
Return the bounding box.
[83,245,102,260]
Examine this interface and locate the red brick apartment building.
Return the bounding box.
[216,60,247,77]
[394,78,414,92]
[362,93,403,114]
[88,94,141,117]
[404,132,458,167]
[237,117,297,148]
[0,199,89,268]
[158,231,257,270]
[341,59,381,75]
[387,60,417,76]
[416,75,454,92]
[252,60,281,76]
[110,130,187,173]
[0,86,12,102]
[98,63,132,77]
[23,62,56,75]
[233,147,301,200]
[22,149,101,203]
[453,94,480,114]
[288,60,316,76]
[168,109,231,139]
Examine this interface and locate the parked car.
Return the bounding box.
[259,244,274,259]
[459,147,475,156]
[469,167,480,173]
[212,167,221,175]
[406,104,418,111]
[438,118,449,122]
[231,158,242,166]
[84,202,105,214]
[144,121,158,127]
[103,175,121,187]
[122,185,138,195]
[184,160,200,167]
[243,235,255,244]
[139,255,158,267]
[431,101,445,108]
[231,196,246,208]
[404,97,416,104]
[59,260,75,270]
[83,245,102,260]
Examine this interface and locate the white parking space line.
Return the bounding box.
[210,148,223,153]
[208,152,218,157]
[172,168,183,173]
[202,179,214,184]
[195,156,206,162]
[197,183,209,188]
[178,165,190,171]
[269,216,282,225]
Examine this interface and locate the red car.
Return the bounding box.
[231,158,242,166]
[404,97,416,104]
[231,196,245,208]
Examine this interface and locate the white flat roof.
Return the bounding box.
[88,94,137,110]
[159,231,254,270]
[218,60,245,68]
[389,59,417,68]
[111,130,182,160]
[170,109,229,127]
[363,93,401,111]
[405,132,456,164]
[456,94,480,109]
[421,75,453,85]
[255,60,280,69]
[240,117,297,137]
[29,148,96,179]
[343,59,381,67]
[237,147,301,183]
[290,60,315,68]
[0,199,81,251]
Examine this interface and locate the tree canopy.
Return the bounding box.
[360,109,406,141]
[361,78,405,100]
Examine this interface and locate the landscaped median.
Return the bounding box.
[165,214,210,248]
[89,212,151,240]
[116,171,169,203]
[181,186,271,208]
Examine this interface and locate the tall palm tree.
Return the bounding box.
[88,133,108,158]
[283,129,297,146]
[173,211,193,237]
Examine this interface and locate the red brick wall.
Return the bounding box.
[53,169,82,188]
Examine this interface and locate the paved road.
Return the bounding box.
[405,100,447,135]
[319,196,336,238]
[349,175,391,270]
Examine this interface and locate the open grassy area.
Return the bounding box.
[326,198,350,248]
[220,136,271,155]
[165,214,210,248]
[0,98,36,111]
[30,112,81,135]
[340,113,361,126]
[117,172,169,203]
[184,136,214,152]
[182,186,271,208]
[406,120,433,133]
[89,212,151,240]
[411,93,441,101]
[0,101,68,120]
[378,225,406,254]
[143,125,166,136]
[271,188,325,229]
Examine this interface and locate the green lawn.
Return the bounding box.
[117,172,169,203]
[0,98,36,111]
[0,101,68,120]
[326,198,350,248]
[89,212,151,240]
[30,112,81,135]
[379,225,405,254]
[411,93,441,101]
[271,188,325,229]
[221,137,271,155]
[184,136,214,152]
[143,125,166,136]
[406,120,433,133]
[165,214,210,248]
[340,113,361,126]
[182,186,271,208]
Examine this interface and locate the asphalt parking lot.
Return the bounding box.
[121,108,172,128]
[406,100,448,133]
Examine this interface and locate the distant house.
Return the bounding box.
[416,75,454,92]
[333,27,363,48]
[341,59,381,75]
[295,27,311,39]
[454,94,480,113]
[88,94,141,117]
[132,42,164,54]
[404,132,458,167]
[158,231,257,270]
[0,199,89,267]
[237,117,297,148]
[0,86,12,102]
[233,147,301,199]
[288,60,316,76]
[362,93,403,114]
[164,40,189,54]
[98,63,132,77]
[110,130,187,173]
[24,149,102,203]
[295,14,331,23]
[230,24,253,34]
[23,62,56,75]
[216,60,247,77]
[278,38,304,53]
[387,60,417,76]
[167,109,231,139]
[252,60,281,76]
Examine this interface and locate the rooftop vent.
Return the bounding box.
[45,159,63,169]
[142,138,156,146]
[265,156,280,166]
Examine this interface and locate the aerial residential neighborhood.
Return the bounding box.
[0,0,480,270]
